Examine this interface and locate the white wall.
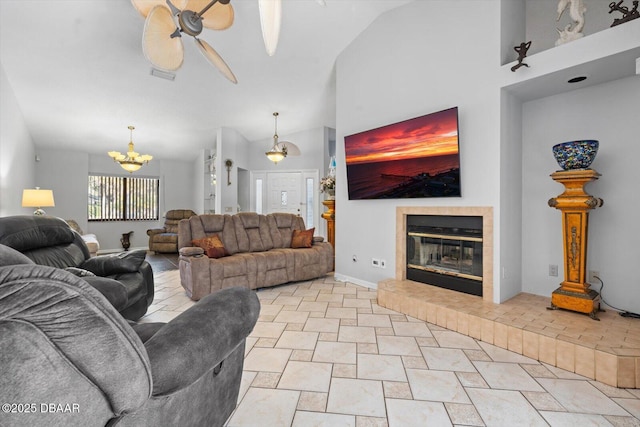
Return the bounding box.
[499,90,524,301]
[0,64,36,216]
[217,127,251,214]
[35,149,195,251]
[335,1,503,295]
[522,75,640,313]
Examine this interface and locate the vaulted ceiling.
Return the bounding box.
[0,0,410,160]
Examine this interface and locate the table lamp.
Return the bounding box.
[22,187,55,215]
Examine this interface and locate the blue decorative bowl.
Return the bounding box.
[552,140,599,170]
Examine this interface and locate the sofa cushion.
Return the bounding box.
[233,213,274,253]
[291,228,314,248]
[267,213,306,248]
[0,215,76,252]
[188,215,239,255]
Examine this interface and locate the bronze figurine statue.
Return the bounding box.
[511,41,532,72]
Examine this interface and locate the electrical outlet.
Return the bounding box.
[549,264,558,277]
[380,259,386,269]
[588,270,600,283]
[371,258,380,268]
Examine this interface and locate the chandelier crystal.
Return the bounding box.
[265,112,288,164]
[108,126,153,173]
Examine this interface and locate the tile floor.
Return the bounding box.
[142,267,640,426]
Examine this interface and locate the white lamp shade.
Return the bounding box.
[22,189,55,208]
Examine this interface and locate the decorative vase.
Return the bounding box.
[120,231,133,251]
[326,188,335,200]
[552,140,599,171]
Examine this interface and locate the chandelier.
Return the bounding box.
[108,126,153,173]
[265,112,288,164]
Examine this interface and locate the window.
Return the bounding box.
[88,175,159,221]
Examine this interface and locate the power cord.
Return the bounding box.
[593,276,640,319]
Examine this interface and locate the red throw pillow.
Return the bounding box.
[205,247,227,259]
[291,228,314,248]
[192,235,227,258]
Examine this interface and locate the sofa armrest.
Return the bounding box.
[146,228,166,237]
[313,236,325,243]
[179,246,205,257]
[80,250,146,276]
[144,287,260,395]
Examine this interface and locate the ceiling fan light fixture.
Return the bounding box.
[265,112,288,164]
[266,150,286,164]
[108,126,153,173]
[258,0,282,56]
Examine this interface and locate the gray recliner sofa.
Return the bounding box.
[178,212,334,300]
[0,215,154,320]
[0,262,260,427]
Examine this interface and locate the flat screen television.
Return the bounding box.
[344,107,460,200]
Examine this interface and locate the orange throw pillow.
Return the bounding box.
[192,235,227,259]
[291,228,314,248]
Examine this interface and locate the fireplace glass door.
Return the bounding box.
[408,233,482,281]
[406,214,483,296]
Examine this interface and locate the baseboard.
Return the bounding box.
[97,246,149,255]
[333,273,378,290]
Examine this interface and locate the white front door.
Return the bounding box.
[267,172,302,216]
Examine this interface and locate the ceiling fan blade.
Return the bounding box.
[195,38,237,84]
[131,0,187,17]
[258,0,282,56]
[186,0,234,30]
[143,5,185,71]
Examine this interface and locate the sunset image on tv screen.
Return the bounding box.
[344,107,460,200]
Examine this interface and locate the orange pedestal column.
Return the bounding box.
[547,169,603,319]
[321,199,335,252]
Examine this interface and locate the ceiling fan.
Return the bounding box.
[131,0,237,83]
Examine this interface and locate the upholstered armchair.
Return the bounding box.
[0,264,260,427]
[147,209,197,253]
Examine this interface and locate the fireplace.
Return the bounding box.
[396,206,493,302]
[406,215,483,296]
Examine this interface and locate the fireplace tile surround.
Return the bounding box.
[380,206,639,388]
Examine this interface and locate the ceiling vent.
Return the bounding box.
[150,68,176,81]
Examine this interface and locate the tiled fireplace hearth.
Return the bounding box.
[378,206,640,388]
